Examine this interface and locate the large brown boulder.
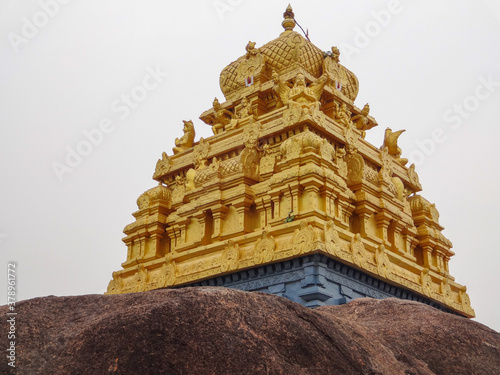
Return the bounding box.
[1,287,499,374]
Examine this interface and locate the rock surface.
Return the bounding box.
[1,287,499,375]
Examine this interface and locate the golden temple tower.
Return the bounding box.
[106,5,474,318]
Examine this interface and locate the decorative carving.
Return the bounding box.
[172,175,186,203]
[408,163,422,190]
[333,102,352,128]
[320,139,336,162]
[272,71,291,108]
[336,148,348,179]
[420,268,433,297]
[292,221,316,255]
[280,126,324,161]
[193,138,211,167]
[324,220,342,256]
[238,97,253,118]
[254,230,276,264]
[185,138,212,191]
[323,46,359,101]
[153,152,171,179]
[379,147,393,182]
[391,177,405,201]
[351,234,367,268]
[106,272,122,294]
[282,102,303,127]
[173,120,195,154]
[351,104,375,138]
[381,128,408,166]
[345,153,365,186]
[161,256,176,287]
[242,119,261,148]
[211,98,238,134]
[259,144,276,175]
[236,41,265,88]
[308,73,328,102]
[136,182,171,209]
[375,245,391,278]
[440,278,453,305]
[132,265,148,293]
[287,73,320,106]
[459,286,471,309]
[220,240,240,272]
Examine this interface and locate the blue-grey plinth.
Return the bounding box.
[185,253,458,315]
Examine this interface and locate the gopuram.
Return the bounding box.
[106,5,474,318]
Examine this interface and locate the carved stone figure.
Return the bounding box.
[236,41,265,88]
[324,220,342,256]
[381,128,408,166]
[106,271,122,294]
[351,233,367,268]
[254,230,276,264]
[308,73,328,102]
[375,245,391,278]
[173,120,195,154]
[161,257,176,287]
[351,104,374,139]
[334,102,352,128]
[272,71,292,108]
[408,163,422,189]
[220,240,239,272]
[292,221,315,255]
[238,97,253,118]
[211,98,237,134]
[153,152,171,179]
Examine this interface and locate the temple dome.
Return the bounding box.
[219,6,359,101]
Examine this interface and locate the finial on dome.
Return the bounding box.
[282,4,296,31]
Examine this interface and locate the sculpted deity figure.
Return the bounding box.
[238,97,253,118]
[334,102,352,128]
[172,120,195,154]
[211,97,237,134]
[272,71,291,108]
[331,46,340,63]
[381,128,408,166]
[288,72,327,108]
[308,73,328,102]
[236,41,265,88]
[351,104,373,139]
[323,46,348,90]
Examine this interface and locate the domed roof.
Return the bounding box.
[219,5,359,102]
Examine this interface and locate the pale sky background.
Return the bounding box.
[1,1,499,332]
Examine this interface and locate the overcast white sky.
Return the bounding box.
[1,1,499,332]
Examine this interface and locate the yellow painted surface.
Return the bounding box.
[106,6,474,318]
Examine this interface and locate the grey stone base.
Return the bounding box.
[185,253,459,315]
